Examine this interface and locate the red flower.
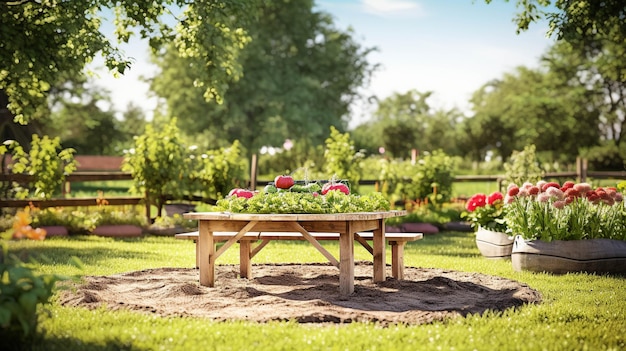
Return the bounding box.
[507,186,519,197]
[487,191,503,205]
[466,193,486,212]
[563,188,580,198]
[541,182,560,192]
[528,186,540,195]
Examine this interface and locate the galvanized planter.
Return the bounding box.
[511,235,626,274]
[475,227,514,259]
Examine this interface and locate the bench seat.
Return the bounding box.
[175,231,422,280]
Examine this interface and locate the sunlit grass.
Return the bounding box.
[6,232,626,350]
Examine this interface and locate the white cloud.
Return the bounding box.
[361,0,426,17]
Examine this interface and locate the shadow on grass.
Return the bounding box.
[6,236,165,268]
[28,335,149,351]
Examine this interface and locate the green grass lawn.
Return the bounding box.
[5,232,626,351]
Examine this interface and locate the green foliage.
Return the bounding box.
[151,0,376,155]
[495,0,625,44]
[461,192,508,232]
[90,207,147,228]
[503,144,543,186]
[191,140,247,199]
[0,242,73,347]
[216,191,390,214]
[1,0,256,123]
[505,181,626,241]
[386,203,463,227]
[506,196,626,241]
[399,150,456,206]
[2,136,77,199]
[323,126,364,194]
[123,119,187,217]
[580,142,626,171]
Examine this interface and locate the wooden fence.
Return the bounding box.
[2,163,626,210]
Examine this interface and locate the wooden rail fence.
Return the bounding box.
[2,166,626,210]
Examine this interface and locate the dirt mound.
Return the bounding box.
[59,262,541,325]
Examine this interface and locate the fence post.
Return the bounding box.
[576,157,588,183]
[250,154,258,191]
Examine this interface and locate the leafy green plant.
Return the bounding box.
[324,126,364,194]
[503,144,543,186]
[504,181,626,241]
[152,214,197,230]
[461,191,508,232]
[191,140,247,199]
[2,136,77,199]
[0,242,76,348]
[386,203,463,227]
[90,208,147,228]
[398,150,456,206]
[123,119,188,218]
[216,191,390,214]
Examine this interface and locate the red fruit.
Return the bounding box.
[321,182,350,195]
[274,175,295,189]
[228,188,254,199]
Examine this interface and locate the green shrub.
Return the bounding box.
[192,140,247,199]
[123,119,188,218]
[0,242,73,349]
[1,136,77,200]
[503,144,543,186]
[397,150,456,206]
[324,126,364,194]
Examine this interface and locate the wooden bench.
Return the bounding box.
[175,231,423,280]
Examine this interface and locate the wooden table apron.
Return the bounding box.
[183,211,407,296]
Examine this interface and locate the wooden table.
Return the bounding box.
[183,210,407,296]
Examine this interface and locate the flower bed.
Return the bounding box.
[504,181,626,274]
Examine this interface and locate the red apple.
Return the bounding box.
[274,175,295,189]
[321,182,350,195]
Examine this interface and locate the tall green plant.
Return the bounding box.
[192,140,247,199]
[399,150,456,207]
[323,126,364,193]
[123,119,187,218]
[0,242,78,348]
[504,144,543,185]
[1,135,77,199]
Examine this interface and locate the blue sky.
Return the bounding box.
[94,0,556,127]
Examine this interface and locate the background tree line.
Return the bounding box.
[1,0,624,174]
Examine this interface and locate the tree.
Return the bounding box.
[149,0,377,155]
[488,0,625,43]
[43,81,120,155]
[485,1,625,168]
[466,62,600,163]
[118,103,147,147]
[1,0,257,123]
[122,118,188,218]
[352,90,463,159]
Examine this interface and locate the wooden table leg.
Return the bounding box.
[390,241,405,279]
[373,218,386,282]
[339,223,355,296]
[198,220,215,286]
[240,240,252,278]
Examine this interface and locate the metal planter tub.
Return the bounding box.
[511,235,626,274]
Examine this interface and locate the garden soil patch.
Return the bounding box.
[59,262,541,325]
